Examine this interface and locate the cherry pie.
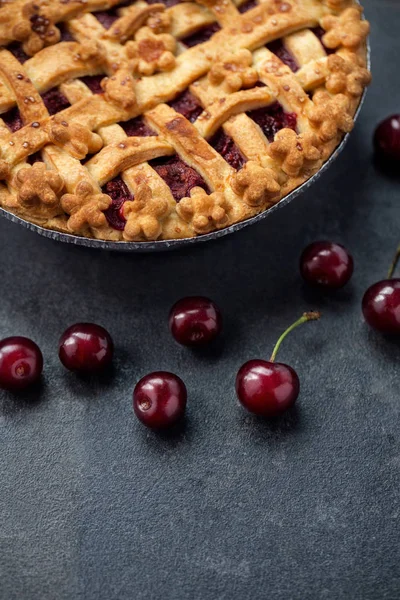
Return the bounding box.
[0,0,371,242]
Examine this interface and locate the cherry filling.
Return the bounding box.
[150,155,208,201]
[209,128,246,170]
[2,107,23,132]
[267,39,299,72]
[311,26,334,55]
[41,88,71,115]
[80,75,104,94]
[169,90,203,123]
[121,116,156,137]
[247,101,297,142]
[8,43,29,64]
[239,0,257,13]
[147,0,181,6]
[27,152,44,165]
[102,176,133,230]
[94,1,146,28]
[182,23,221,48]
[93,10,120,29]
[58,23,75,42]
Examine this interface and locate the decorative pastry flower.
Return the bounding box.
[13,163,64,211]
[101,69,136,110]
[231,161,280,207]
[61,181,111,234]
[122,184,169,241]
[177,187,230,234]
[307,90,353,141]
[321,8,370,51]
[267,130,322,177]
[208,50,258,93]
[12,1,60,56]
[48,116,103,160]
[325,54,371,97]
[126,29,176,76]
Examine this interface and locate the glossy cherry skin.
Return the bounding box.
[236,359,299,417]
[59,323,114,372]
[362,279,400,334]
[300,241,354,289]
[0,337,43,391]
[133,371,187,429]
[374,115,400,162]
[169,296,222,346]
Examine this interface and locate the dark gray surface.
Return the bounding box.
[1,2,399,599]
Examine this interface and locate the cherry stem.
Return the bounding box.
[387,244,400,279]
[269,311,321,363]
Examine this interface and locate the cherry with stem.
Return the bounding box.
[362,244,400,334]
[235,311,321,418]
[386,244,400,280]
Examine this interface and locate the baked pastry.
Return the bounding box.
[0,0,371,242]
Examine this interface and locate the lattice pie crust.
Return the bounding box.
[0,0,370,241]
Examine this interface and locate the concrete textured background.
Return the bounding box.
[1,1,399,598]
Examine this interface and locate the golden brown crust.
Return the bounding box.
[13,162,64,215]
[322,0,353,11]
[126,28,176,76]
[123,183,170,241]
[307,90,354,142]
[13,1,61,57]
[267,129,322,177]
[177,187,231,234]
[48,116,104,160]
[231,161,281,207]
[105,4,167,43]
[0,0,370,242]
[325,53,371,96]
[61,181,111,235]
[101,69,137,109]
[207,50,258,93]
[0,159,10,180]
[321,7,370,51]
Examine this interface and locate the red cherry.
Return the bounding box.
[236,359,299,417]
[235,312,320,417]
[0,336,43,391]
[169,296,222,346]
[362,280,400,334]
[59,323,114,372]
[300,241,354,289]
[133,371,187,429]
[374,115,400,162]
[362,244,400,334]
